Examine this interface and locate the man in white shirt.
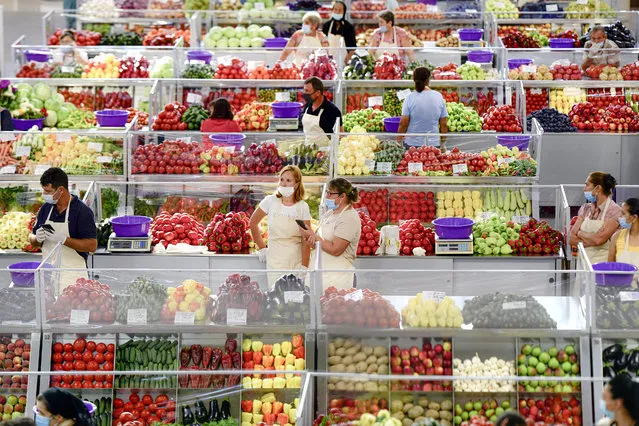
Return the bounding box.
[582,26,620,71]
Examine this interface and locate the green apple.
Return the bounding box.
[521,344,533,355]
[565,345,575,355]
[562,361,572,372]
[531,346,542,357]
[539,352,550,363]
[455,416,462,425]
[464,402,473,412]
[528,356,539,367]
[548,358,560,369]
[536,362,547,374]
[548,346,558,357]
[496,407,505,416]
[473,402,482,411]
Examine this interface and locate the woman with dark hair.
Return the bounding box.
[322,1,356,53]
[600,374,639,425]
[52,31,88,66]
[200,98,241,133]
[36,388,93,426]
[609,198,639,281]
[495,413,526,426]
[570,172,621,263]
[398,67,448,147]
[369,10,414,61]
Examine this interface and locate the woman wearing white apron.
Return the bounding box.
[300,178,362,290]
[250,166,312,287]
[322,1,357,59]
[609,198,639,287]
[369,10,415,62]
[279,12,329,68]
[570,172,621,264]
[301,77,343,146]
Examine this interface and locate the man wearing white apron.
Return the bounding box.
[279,11,329,68]
[322,2,357,59]
[301,77,342,146]
[29,168,96,291]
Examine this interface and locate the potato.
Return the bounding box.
[344,339,357,348]
[401,395,414,404]
[328,377,338,384]
[346,365,357,374]
[345,347,359,356]
[391,400,404,412]
[373,346,387,357]
[345,382,355,391]
[415,417,425,423]
[328,356,342,366]
[376,356,389,365]
[408,406,424,419]
[440,400,453,411]
[377,365,389,374]
[333,338,345,348]
[328,343,336,356]
[341,355,354,365]
[356,361,368,373]
[332,364,346,373]
[364,381,378,391]
[336,347,347,356]
[362,346,373,355]
[365,355,378,364]
[392,411,404,420]
[354,382,364,391]
[426,409,439,419]
[328,383,336,390]
[402,403,413,414]
[378,384,388,392]
[439,411,453,421]
[336,381,347,390]
[366,364,378,374]
[402,420,412,426]
[418,397,430,408]
[428,402,440,411]
[353,353,367,363]
[441,420,452,426]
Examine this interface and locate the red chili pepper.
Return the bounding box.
[210,348,222,370]
[190,344,203,367]
[231,352,241,369]
[224,338,237,354]
[178,366,189,388]
[180,348,190,368]
[188,365,200,388]
[202,346,213,369]
[221,353,232,370]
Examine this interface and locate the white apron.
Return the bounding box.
[378,27,400,58]
[266,198,305,287]
[616,229,639,288]
[327,20,343,52]
[302,106,330,145]
[294,34,322,68]
[316,208,355,290]
[580,198,613,264]
[42,198,88,292]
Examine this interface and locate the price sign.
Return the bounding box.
[546,4,558,11]
[56,133,72,142]
[493,1,505,7]
[576,0,587,4]
[0,133,15,142]
[284,291,305,303]
[254,2,265,9]
[502,301,526,310]
[530,88,543,95]
[355,49,369,57]
[564,87,581,97]
[512,215,530,224]
[344,289,363,302]
[376,162,393,173]
[61,66,75,73]
[422,291,446,302]
[35,165,50,175]
[97,156,113,164]
[498,156,514,166]
[70,310,90,325]
[426,4,438,12]
[0,165,16,174]
[480,211,494,220]
[610,88,617,96]
[189,59,205,65]
[521,65,537,73]
[15,146,30,157]
[364,159,376,171]
[275,92,290,102]
[280,61,292,69]
[452,163,468,175]
[368,96,383,107]
[620,292,639,302]
[110,24,126,34]
[247,60,264,70]
[87,142,103,153]
[465,8,478,13]
[186,93,203,105]
[397,89,411,101]
[177,137,192,143]
[227,308,248,325]
[127,309,147,325]
[174,311,196,325]
[408,162,423,173]
[218,56,233,66]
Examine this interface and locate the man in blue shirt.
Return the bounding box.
[29,168,97,277]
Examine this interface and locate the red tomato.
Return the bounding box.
[82,352,93,363]
[124,403,134,413]
[94,353,105,364]
[142,395,153,406]
[63,343,73,353]
[96,343,107,354]
[86,341,97,352]
[114,399,125,409]
[129,394,141,404]
[155,394,169,405]
[119,412,135,423]
[52,353,63,364]
[73,338,86,352]
[135,402,145,412]
[53,343,63,353]
[107,344,115,353]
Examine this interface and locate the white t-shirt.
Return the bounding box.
[258,195,312,220]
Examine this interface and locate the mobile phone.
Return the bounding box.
[295,220,308,230]
[41,224,54,233]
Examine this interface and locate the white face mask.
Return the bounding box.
[302,24,312,34]
[591,41,604,49]
[278,186,295,198]
[42,189,60,205]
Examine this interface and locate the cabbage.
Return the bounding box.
[217,39,229,48]
[259,26,273,38]
[64,102,76,111]
[33,83,52,101]
[55,93,65,104]
[247,25,260,38]
[16,83,32,95]
[203,38,217,48]
[31,98,44,110]
[249,8,262,18]
[223,27,235,38]
[240,37,252,48]
[235,26,247,38]
[44,110,57,127]
[44,97,62,112]
[251,37,265,48]
[57,106,70,122]
[228,38,240,48]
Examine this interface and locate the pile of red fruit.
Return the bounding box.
[399,219,435,256]
[432,63,461,80]
[550,63,582,80]
[320,287,400,328]
[179,338,240,389]
[600,104,639,132]
[438,88,459,103]
[587,88,625,106]
[390,191,436,223]
[301,53,337,80]
[126,108,149,126]
[501,31,540,48]
[373,52,406,80]
[270,62,301,80]
[508,218,563,255]
[234,102,272,132]
[518,88,548,114]
[151,103,188,131]
[518,396,582,426]
[59,88,95,110]
[143,28,190,47]
[16,63,53,78]
[113,393,176,426]
[132,139,204,175]
[204,212,250,253]
[0,336,29,389]
[567,102,603,131]
[390,340,453,391]
[481,105,523,132]
[50,338,114,389]
[150,212,205,248]
[118,56,150,79]
[353,189,388,224]
[475,91,497,116]
[244,142,286,174]
[47,278,116,324]
[214,57,249,79]
[351,0,385,18]
[621,62,639,80]
[205,88,257,114]
[346,92,382,113]
[48,28,101,45]
[552,30,580,47]
[211,274,265,324]
[357,211,380,256]
[322,398,388,424]
[97,90,133,110]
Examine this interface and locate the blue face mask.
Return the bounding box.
[619,217,632,229]
[332,13,343,20]
[302,24,312,34]
[325,199,338,211]
[584,191,596,203]
[379,26,388,33]
[36,414,51,426]
[599,399,615,419]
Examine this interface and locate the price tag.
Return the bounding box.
[610,88,617,96]
[87,142,103,153]
[275,92,290,102]
[422,291,446,302]
[189,59,205,65]
[426,4,438,12]
[344,289,363,302]
[1,320,23,325]
[620,292,639,302]
[502,301,526,310]
[465,8,478,13]
[512,215,530,224]
[280,61,292,69]
[364,159,376,171]
[452,163,468,175]
[376,162,393,173]
[177,137,192,143]
[493,1,505,7]
[546,4,558,11]
[56,133,72,142]
[521,65,537,73]
[16,146,30,157]
[576,0,587,4]
[247,60,264,70]
[0,133,15,142]
[355,49,369,57]
[530,88,543,95]
[498,156,514,166]
[35,165,50,175]
[174,311,196,325]
[284,291,305,303]
[96,156,113,163]
[397,89,411,101]
[0,165,16,174]
[70,310,90,325]
[127,309,147,325]
[254,2,265,9]
[564,87,581,97]
[408,162,423,173]
[218,56,233,66]
[227,308,248,325]
[186,93,203,105]
[61,66,75,73]
[480,211,494,220]
[368,96,383,107]
[110,24,126,34]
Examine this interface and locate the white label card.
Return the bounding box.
[368,96,383,107]
[227,308,248,325]
[465,8,478,13]
[364,159,376,170]
[97,156,113,163]
[521,65,537,73]
[186,93,203,104]
[502,301,526,310]
[376,162,393,173]
[452,163,468,175]
[275,92,290,102]
[218,56,233,67]
[355,49,369,57]
[564,87,581,97]
[620,292,639,302]
[70,309,90,325]
[576,0,587,4]
[480,211,494,220]
[530,88,543,95]
[177,137,192,143]
[127,308,147,325]
[61,66,75,73]
[512,215,530,224]
[344,289,363,302]
[174,311,195,325]
[494,1,505,7]
[610,88,617,96]
[397,89,411,101]
[426,4,438,12]
[35,165,50,175]
[0,165,16,174]
[498,156,514,166]
[56,133,72,142]
[408,162,423,173]
[254,2,265,9]
[284,291,305,303]
[422,291,446,302]
[111,24,126,34]
[16,147,30,157]
[0,133,15,142]
[546,4,558,11]
[87,142,103,153]
[189,59,205,65]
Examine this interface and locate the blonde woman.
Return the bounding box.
[279,11,329,67]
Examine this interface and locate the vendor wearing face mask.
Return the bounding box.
[369,10,415,63]
[582,26,620,71]
[599,374,639,426]
[570,172,621,264]
[301,77,342,145]
[52,31,88,66]
[322,2,357,54]
[609,198,639,282]
[250,166,311,287]
[280,12,329,67]
[36,388,94,426]
[29,168,97,288]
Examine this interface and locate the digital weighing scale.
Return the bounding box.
[435,235,473,255]
[268,117,299,131]
[107,233,152,252]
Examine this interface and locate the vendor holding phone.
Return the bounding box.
[29,168,97,289]
[250,165,312,287]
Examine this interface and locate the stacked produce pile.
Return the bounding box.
[462,292,557,328]
[50,338,114,388]
[374,53,406,80]
[241,335,305,389]
[389,340,453,391]
[160,279,211,322]
[0,336,30,391]
[581,21,635,48]
[301,53,337,80]
[211,273,265,324]
[241,393,299,426]
[402,294,463,328]
[203,211,251,253]
[454,354,515,392]
[321,287,399,328]
[343,52,375,80]
[436,190,482,219]
[234,102,272,132]
[342,110,389,133]
[353,189,388,224]
[550,88,587,114]
[337,127,380,175]
[446,103,482,132]
[0,212,34,250]
[603,343,639,378]
[286,142,328,175]
[264,274,311,324]
[150,211,205,247]
[481,105,522,133]
[486,0,518,17]
[185,399,236,426]
[113,392,176,425]
[596,288,639,330]
[527,108,576,132]
[501,31,540,48]
[203,25,273,48]
[0,394,27,419]
[399,218,436,256]
[116,337,178,388]
[356,211,380,256]
[132,138,203,173]
[569,102,639,132]
[518,396,582,426]
[115,276,167,323]
[179,338,239,389]
[47,278,116,324]
[517,343,581,393]
[0,288,36,322]
[508,64,553,81]
[391,396,453,426]
[326,337,388,392]
[566,0,615,18]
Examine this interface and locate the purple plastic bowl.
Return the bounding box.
[111,215,152,237]
[8,261,47,287]
[549,38,575,49]
[508,58,533,70]
[593,262,638,286]
[209,133,246,151]
[264,38,289,49]
[458,28,484,41]
[383,117,401,133]
[187,50,213,64]
[25,50,51,63]
[417,0,436,5]
[13,117,44,131]
[467,50,493,64]
[497,135,530,150]
[33,402,96,417]
[433,217,474,239]
[96,109,128,127]
[272,102,303,118]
